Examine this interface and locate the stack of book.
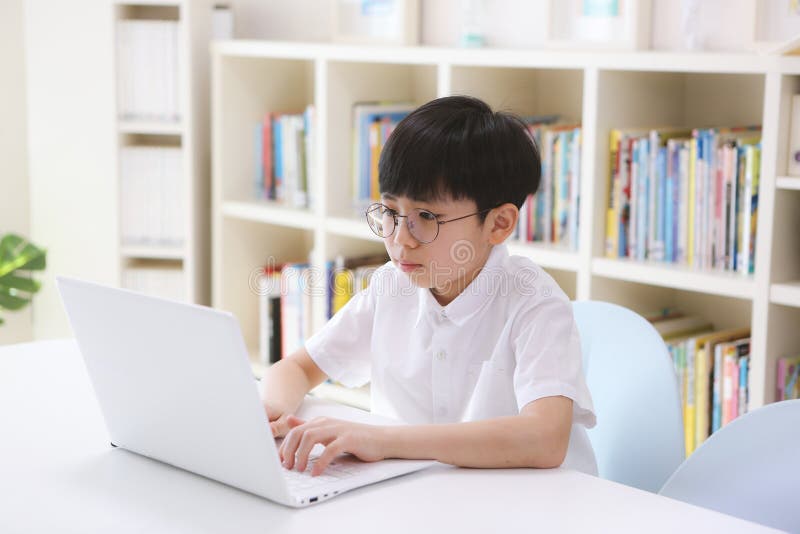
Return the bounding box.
[122,264,185,302]
[351,102,415,214]
[777,355,800,401]
[516,117,581,250]
[257,253,388,368]
[647,308,750,456]
[116,20,180,123]
[120,146,184,248]
[328,253,388,319]
[605,127,761,273]
[254,106,315,208]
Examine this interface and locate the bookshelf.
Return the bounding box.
[211,40,800,413]
[112,0,212,304]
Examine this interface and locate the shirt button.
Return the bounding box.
[436,350,446,361]
[441,309,447,318]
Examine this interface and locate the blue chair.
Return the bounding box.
[659,399,800,532]
[572,300,685,493]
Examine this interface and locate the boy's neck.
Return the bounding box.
[429,247,493,307]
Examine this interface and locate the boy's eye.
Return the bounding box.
[381,206,397,217]
[418,210,437,222]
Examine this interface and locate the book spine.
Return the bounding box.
[607,130,620,257]
[647,130,659,261]
[263,114,273,200]
[688,133,697,268]
[254,123,264,199]
[749,144,760,274]
[678,142,689,264]
[685,337,696,456]
[712,343,723,433]
[619,135,632,258]
[738,355,749,415]
[636,138,647,261]
[738,145,753,275]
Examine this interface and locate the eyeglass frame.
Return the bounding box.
[364,202,497,244]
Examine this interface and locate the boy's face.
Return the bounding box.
[379,193,494,305]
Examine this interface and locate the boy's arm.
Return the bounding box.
[381,396,573,469]
[261,347,328,434]
[386,396,572,468]
[281,395,574,474]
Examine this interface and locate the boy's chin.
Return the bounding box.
[397,268,431,288]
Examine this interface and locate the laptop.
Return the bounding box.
[56,276,435,507]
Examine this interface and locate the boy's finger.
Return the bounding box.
[270,421,282,437]
[311,439,344,477]
[286,415,306,427]
[281,427,303,469]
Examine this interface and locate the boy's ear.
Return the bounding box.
[486,203,519,245]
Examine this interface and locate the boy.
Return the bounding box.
[261,95,596,477]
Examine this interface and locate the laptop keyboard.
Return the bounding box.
[282,457,365,490]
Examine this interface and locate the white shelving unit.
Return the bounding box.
[112,0,212,304]
[211,40,800,411]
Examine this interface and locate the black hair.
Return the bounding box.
[378,95,541,222]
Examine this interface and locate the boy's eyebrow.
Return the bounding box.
[380,193,448,216]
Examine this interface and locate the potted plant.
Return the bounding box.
[0,234,46,325]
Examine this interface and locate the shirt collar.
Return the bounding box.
[413,243,509,328]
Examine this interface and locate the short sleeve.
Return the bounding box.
[511,296,596,428]
[304,280,376,388]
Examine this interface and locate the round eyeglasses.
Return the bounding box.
[365,202,494,244]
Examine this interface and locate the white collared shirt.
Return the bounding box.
[305,243,597,474]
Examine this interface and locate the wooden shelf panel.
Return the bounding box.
[776,176,800,191]
[507,241,580,272]
[121,245,185,260]
[118,119,183,135]
[771,281,800,307]
[592,257,755,300]
[214,41,770,74]
[325,216,382,242]
[221,200,318,230]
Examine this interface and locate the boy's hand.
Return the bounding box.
[278,415,387,476]
[264,402,295,438]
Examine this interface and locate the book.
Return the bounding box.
[329,253,388,317]
[691,327,750,452]
[351,102,415,212]
[280,262,312,358]
[777,355,800,400]
[258,264,283,367]
[254,108,314,206]
[714,337,750,431]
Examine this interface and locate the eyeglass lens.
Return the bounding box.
[366,204,439,243]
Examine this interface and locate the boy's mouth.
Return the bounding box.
[397,260,423,273]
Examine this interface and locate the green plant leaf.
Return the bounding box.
[0,234,47,278]
[0,273,41,294]
[0,288,30,310]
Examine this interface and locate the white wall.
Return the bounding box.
[0,0,32,345]
[25,0,118,340]
[230,0,761,51]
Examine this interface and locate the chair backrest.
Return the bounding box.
[659,399,800,532]
[572,300,685,493]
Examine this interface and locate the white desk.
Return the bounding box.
[0,340,780,534]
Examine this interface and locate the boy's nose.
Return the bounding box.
[393,217,419,247]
